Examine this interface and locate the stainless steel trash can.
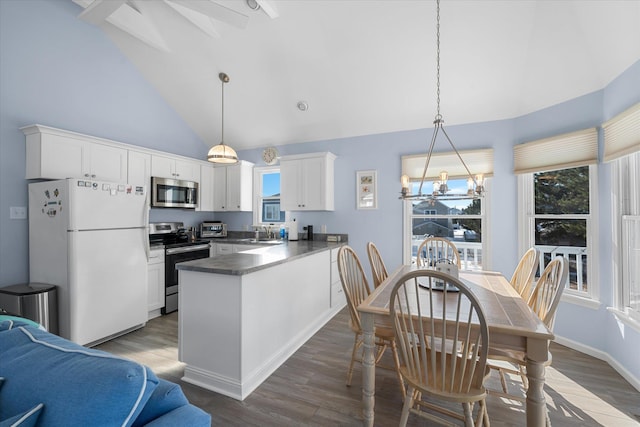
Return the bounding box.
[0,283,58,334]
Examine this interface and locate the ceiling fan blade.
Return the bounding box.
[168,0,248,29]
[255,0,278,19]
[77,0,127,25]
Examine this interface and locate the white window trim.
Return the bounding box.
[403,178,492,270]
[252,166,283,226]
[517,166,600,304]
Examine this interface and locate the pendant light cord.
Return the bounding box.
[435,0,441,122]
[221,77,225,145]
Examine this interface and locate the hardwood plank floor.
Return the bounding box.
[96,309,640,426]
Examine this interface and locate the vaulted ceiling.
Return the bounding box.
[72,0,640,151]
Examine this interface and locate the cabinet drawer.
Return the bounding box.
[217,244,233,255]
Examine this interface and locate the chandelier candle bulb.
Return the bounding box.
[401,174,410,196]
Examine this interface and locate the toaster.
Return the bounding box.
[200,222,227,238]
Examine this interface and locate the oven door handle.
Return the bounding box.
[165,244,211,255]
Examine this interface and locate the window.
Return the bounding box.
[518,165,598,302]
[515,127,599,305]
[401,148,494,270]
[604,104,640,326]
[253,167,284,226]
[404,177,487,271]
[612,152,640,324]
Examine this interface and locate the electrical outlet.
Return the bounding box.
[10,206,27,219]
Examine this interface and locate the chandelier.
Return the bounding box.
[208,72,239,164]
[400,0,484,201]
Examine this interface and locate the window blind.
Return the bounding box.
[513,128,598,174]
[603,103,640,162]
[401,148,493,181]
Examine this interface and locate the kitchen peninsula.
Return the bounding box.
[176,240,347,400]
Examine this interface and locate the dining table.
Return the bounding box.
[357,265,554,426]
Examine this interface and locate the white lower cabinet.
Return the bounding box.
[330,248,346,307]
[147,248,165,318]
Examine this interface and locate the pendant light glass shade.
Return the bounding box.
[208,72,238,164]
[207,143,238,163]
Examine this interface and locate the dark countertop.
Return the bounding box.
[176,240,346,276]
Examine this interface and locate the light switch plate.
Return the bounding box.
[10,206,27,219]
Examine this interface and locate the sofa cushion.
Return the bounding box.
[0,403,43,427]
[0,327,159,427]
[0,315,43,331]
[132,379,189,427]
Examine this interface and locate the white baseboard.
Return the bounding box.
[554,335,640,392]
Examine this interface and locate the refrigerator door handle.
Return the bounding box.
[143,190,150,261]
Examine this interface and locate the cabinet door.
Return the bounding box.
[213,167,227,211]
[147,262,165,312]
[280,159,300,211]
[151,155,175,179]
[84,143,128,183]
[226,164,242,211]
[26,132,84,180]
[175,159,200,182]
[300,157,325,210]
[127,151,151,187]
[198,164,214,212]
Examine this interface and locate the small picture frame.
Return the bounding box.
[356,170,377,210]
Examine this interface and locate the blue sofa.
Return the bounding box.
[0,316,211,427]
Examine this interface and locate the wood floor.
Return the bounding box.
[96,309,640,426]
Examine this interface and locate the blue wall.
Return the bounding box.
[0,0,209,285]
[1,0,639,389]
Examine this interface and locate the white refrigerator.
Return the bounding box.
[29,179,149,346]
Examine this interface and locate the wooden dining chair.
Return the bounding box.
[337,246,404,396]
[489,256,569,400]
[390,269,490,426]
[366,241,388,289]
[416,237,461,269]
[510,247,540,301]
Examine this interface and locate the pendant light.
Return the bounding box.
[208,72,239,164]
[400,0,484,201]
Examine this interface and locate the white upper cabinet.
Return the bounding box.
[127,150,151,187]
[197,164,215,212]
[151,154,200,182]
[23,125,127,183]
[280,152,336,211]
[213,160,253,212]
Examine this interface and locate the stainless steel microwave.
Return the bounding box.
[151,177,198,209]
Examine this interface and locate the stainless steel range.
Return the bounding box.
[149,222,210,315]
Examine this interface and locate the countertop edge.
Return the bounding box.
[176,241,346,276]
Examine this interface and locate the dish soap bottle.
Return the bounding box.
[288,218,298,241]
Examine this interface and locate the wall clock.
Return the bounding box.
[262,146,279,165]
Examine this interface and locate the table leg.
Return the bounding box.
[526,341,549,426]
[361,312,375,427]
